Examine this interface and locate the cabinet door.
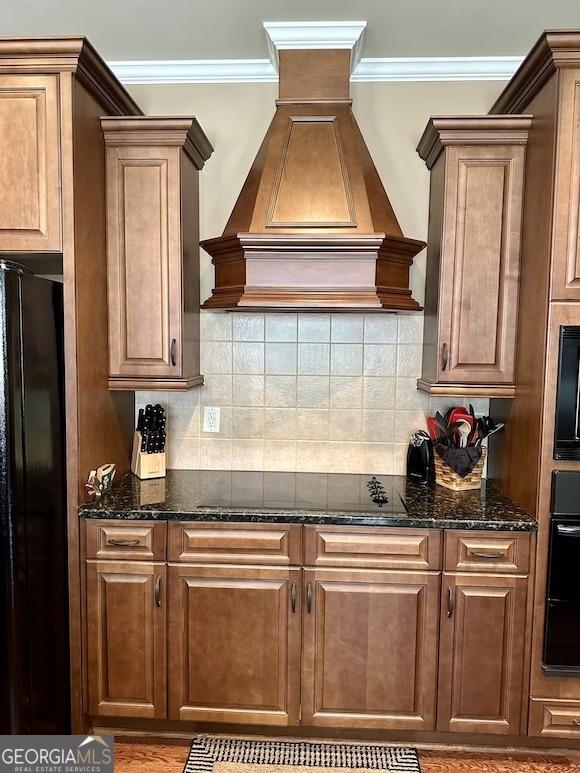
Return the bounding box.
[168,564,301,725]
[86,561,166,718]
[438,573,527,734]
[301,568,440,730]
[437,146,524,385]
[551,70,580,300]
[106,146,182,379]
[0,75,61,251]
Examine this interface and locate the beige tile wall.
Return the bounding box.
[136,311,489,474]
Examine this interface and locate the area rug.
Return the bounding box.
[183,737,421,773]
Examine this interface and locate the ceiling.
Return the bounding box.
[1,0,579,62]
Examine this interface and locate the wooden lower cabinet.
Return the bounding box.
[437,573,527,734]
[82,523,534,740]
[167,564,301,725]
[86,561,166,719]
[301,568,440,730]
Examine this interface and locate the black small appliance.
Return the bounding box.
[406,430,435,484]
[543,470,580,674]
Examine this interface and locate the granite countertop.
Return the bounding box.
[79,470,537,532]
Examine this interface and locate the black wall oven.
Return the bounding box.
[544,470,580,674]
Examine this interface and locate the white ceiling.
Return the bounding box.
[1,0,579,62]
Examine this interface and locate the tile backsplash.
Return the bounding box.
[136,311,489,475]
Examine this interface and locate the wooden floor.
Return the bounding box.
[115,740,580,772]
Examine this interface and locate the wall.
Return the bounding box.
[129,79,502,474]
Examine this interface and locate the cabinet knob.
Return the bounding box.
[154,576,162,607]
[447,586,454,618]
[441,342,449,372]
[306,583,313,614]
[170,338,177,367]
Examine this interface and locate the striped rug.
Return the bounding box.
[184,737,420,773]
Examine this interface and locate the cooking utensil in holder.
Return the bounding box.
[434,448,486,491]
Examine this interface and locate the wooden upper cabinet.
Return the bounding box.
[437,573,527,735]
[86,561,166,719]
[167,564,301,726]
[102,117,213,391]
[301,568,440,731]
[0,74,61,252]
[417,117,531,398]
[552,69,580,300]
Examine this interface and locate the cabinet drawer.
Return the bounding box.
[444,531,530,574]
[529,698,580,738]
[85,520,166,561]
[304,526,442,570]
[168,522,302,565]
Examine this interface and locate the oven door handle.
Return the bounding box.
[556,525,580,536]
[548,597,580,605]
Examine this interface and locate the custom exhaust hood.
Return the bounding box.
[201,28,425,312]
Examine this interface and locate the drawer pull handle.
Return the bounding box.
[154,576,162,607]
[447,586,454,618]
[471,550,504,559]
[170,338,177,367]
[107,538,140,547]
[306,583,313,614]
[291,583,297,614]
[573,719,580,727]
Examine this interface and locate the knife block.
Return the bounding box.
[131,431,167,480]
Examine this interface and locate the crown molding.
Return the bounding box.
[108,58,278,84]
[108,55,523,86]
[263,21,367,72]
[352,56,523,82]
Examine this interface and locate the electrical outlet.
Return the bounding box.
[203,406,220,433]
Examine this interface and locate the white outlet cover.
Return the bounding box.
[203,406,220,433]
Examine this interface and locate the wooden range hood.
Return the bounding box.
[201,49,425,311]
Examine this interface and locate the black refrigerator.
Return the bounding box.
[0,261,70,733]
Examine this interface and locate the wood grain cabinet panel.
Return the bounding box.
[168,522,301,564]
[86,561,166,719]
[102,117,212,391]
[168,564,301,725]
[301,568,440,730]
[416,117,531,397]
[529,697,580,738]
[437,573,527,735]
[444,531,530,574]
[304,525,441,570]
[552,70,580,300]
[85,519,166,561]
[0,74,61,251]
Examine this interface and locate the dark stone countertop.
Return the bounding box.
[79,470,537,532]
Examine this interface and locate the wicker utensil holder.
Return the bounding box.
[434,448,486,491]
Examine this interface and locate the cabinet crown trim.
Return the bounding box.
[0,36,142,116]
[417,115,532,169]
[491,29,580,114]
[101,116,214,169]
